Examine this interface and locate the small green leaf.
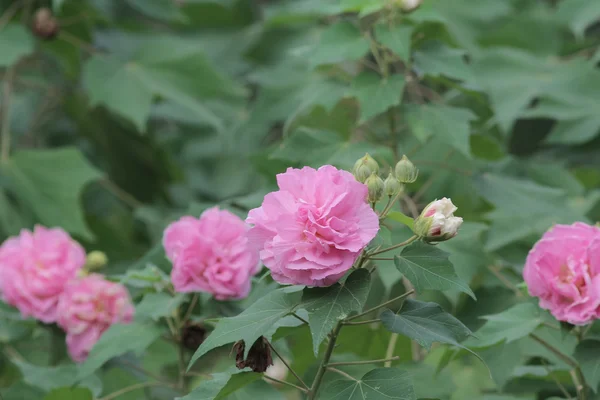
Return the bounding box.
[77,321,163,379]
[136,292,187,321]
[0,24,34,67]
[386,211,414,230]
[13,361,102,396]
[351,72,405,123]
[300,269,371,354]
[574,339,600,392]
[176,368,260,400]
[413,41,473,82]
[394,242,476,299]
[374,23,413,61]
[320,368,416,400]
[188,288,302,369]
[7,148,103,240]
[381,299,472,351]
[43,387,93,400]
[310,22,370,67]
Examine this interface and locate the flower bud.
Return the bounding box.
[85,251,108,271]
[31,8,60,40]
[414,197,463,242]
[233,336,273,373]
[353,153,379,183]
[365,172,385,203]
[384,173,404,197]
[398,0,423,12]
[394,155,418,183]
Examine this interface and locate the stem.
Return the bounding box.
[342,318,381,326]
[327,356,399,367]
[181,294,199,328]
[58,31,100,55]
[368,235,418,257]
[327,367,357,381]
[368,257,394,261]
[379,190,403,220]
[388,109,399,160]
[267,342,310,390]
[177,340,186,390]
[309,323,343,399]
[1,65,15,164]
[263,375,309,393]
[346,290,414,322]
[100,179,143,208]
[99,382,165,400]
[530,333,587,400]
[119,360,172,386]
[384,334,399,367]
[291,312,309,325]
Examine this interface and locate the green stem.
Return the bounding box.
[379,190,403,220]
[263,375,308,393]
[1,65,14,164]
[326,356,399,367]
[342,318,381,326]
[368,235,418,257]
[345,290,414,322]
[267,342,310,390]
[309,323,343,399]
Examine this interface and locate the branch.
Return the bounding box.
[263,375,308,393]
[367,235,418,257]
[326,367,357,381]
[345,290,414,322]
[326,356,399,367]
[308,323,343,398]
[267,342,310,390]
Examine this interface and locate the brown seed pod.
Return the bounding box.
[181,321,207,351]
[233,336,273,373]
[31,8,60,40]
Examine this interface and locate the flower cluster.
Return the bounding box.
[524,222,600,325]
[0,226,133,362]
[163,207,260,300]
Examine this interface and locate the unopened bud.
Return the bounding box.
[31,8,60,40]
[414,197,463,242]
[233,336,273,373]
[86,251,108,271]
[394,155,418,183]
[365,173,384,203]
[384,173,404,197]
[398,0,423,12]
[352,153,379,183]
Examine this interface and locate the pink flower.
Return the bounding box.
[524,222,600,325]
[0,225,86,323]
[246,165,379,287]
[57,274,134,362]
[414,198,463,242]
[163,207,260,300]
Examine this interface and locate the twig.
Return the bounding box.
[327,356,399,367]
[181,294,199,327]
[541,359,572,399]
[291,312,309,325]
[384,333,400,367]
[326,367,357,381]
[267,342,310,390]
[309,323,343,398]
[98,382,166,400]
[342,318,381,326]
[263,375,309,393]
[100,179,143,208]
[367,235,418,257]
[368,257,394,261]
[1,65,15,164]
[346,290,414,322]
[487,265,522,297]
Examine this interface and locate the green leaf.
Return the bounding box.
[467,303,546,348]
[300,269,371,354]
[310,22,369,67]
[394,242,476,299]
[125,0,188,22]
[477,340,522,387]
[405,104,476,158]
[381,299,472,351]
[413,41,473,82]
[320,368,416,400]
[188,288,302,369]
[574,339,600,392]
[176,368,261,400]
[0,24,34,67]
[136,292,187,321]
[351,72,406,123]
[7,148,103,240]
[43,387,93,400]
[77,321,163,379]
[13,361,102,396]
[556,0,600,38]
[374,23,413,62]
[386,211,414,230]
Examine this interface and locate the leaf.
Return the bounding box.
[77,321,163,379]
[0,24,34,67]
[556,0,600,38]
[136,292,187,321]
[413,41,473,82]
[380,299,472,351]
[320,368,416,400]
[176,368,261,400]
[125,0,187,22]
[386,211,414,230]
[467,303,546,348]
[477,340,522,388]
[300,269,371,354]
[83,37,244,132]
[7,148,103,240]
[188,288,302,369]
[43,387,93,400]
[13,361,102,396]
[374,23,413,62]
[394,242,476,299]
[310,22,370,67]
[574,340,600,393]
[405,104,476,158]
[351,72,406,123]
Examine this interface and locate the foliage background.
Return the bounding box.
[1,0,600,399]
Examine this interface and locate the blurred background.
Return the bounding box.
[1,0,600,399]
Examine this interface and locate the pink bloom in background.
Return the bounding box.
[524,222,600,325]
[57,274,134,362]
[0,226,86,323]
[246,165,379,287]
[163,207,260,300]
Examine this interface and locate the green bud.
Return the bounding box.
[365,172,385,203]
[394,155,418,183]
[384,172,403,197]
[85,250,108,271]
[352,153,379,183]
